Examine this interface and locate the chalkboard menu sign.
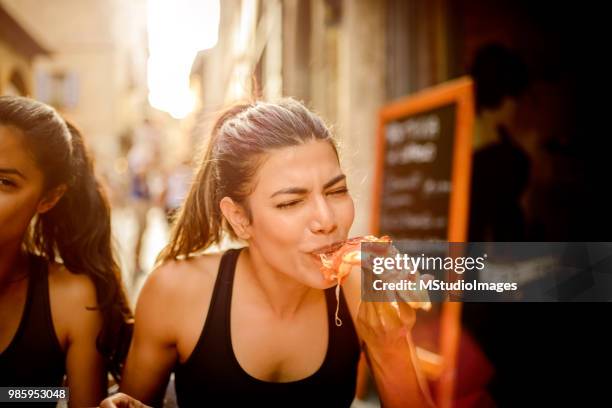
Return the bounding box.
[371,77,474,241]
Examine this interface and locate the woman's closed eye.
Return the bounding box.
[0,178,17,188]
[327,187,349,196]
[276,199,302,209]
[276,187,349,209]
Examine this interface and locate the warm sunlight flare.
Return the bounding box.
[147,0,220,118]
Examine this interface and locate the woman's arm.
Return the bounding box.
[343,268,435,408]
[100,255,219,408]
[119,264,183,406]
[49,265,106,406]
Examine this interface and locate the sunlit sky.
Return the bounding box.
[147,0,220,119]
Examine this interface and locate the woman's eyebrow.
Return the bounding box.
[269,174,346,198]
[323,174,346,189]
[0,168,26,180]
[270,186,307,198]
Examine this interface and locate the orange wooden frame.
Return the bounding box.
[369,77,474,408]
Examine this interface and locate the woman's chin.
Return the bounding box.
[308,269,338,289]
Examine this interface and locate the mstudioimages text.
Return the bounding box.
[372,278,518,293]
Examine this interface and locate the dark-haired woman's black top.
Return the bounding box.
[0,256,65,407]
[174,248,361,407]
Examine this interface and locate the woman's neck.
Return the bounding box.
[0,242,27,290]
[241,247,315,319]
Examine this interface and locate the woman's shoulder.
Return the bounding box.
[47,262,102,347]
[138,252,224,312]
[47,262,97,307]
[147,252,223,294]
[134,252,225,344]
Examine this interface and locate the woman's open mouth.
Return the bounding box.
[309,241,347,269]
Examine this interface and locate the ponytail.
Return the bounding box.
[34,123,133,380]
[158,103,252,263]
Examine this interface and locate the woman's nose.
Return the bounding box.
[310,196,337,234]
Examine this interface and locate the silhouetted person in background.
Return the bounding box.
[468,44,531,242]
[463,44,538,406]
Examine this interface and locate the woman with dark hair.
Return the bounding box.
[102,99,433,407]
[0,96,132,406]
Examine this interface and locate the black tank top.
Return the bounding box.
[0,255,65,405]
[174,248,361,407]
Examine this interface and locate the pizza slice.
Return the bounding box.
[319,235,391,284]
[319,235,432,326]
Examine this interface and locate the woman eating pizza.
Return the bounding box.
[101,98,434,408]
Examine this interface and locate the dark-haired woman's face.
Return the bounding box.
[0,126,46,248]
[245,139,355,289]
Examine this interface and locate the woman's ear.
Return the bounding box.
[37,184,67,214]
[219,196,251,240]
